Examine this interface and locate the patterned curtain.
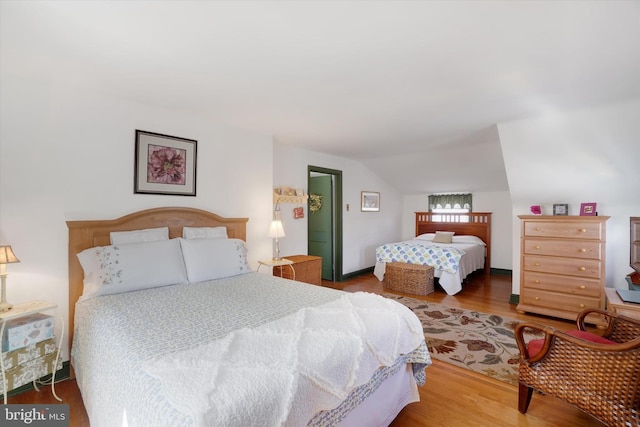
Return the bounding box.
[428,194,472,211]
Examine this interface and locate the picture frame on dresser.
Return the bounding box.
[552,204,568,215]
[134,130,197,196]
[580,202,597,216]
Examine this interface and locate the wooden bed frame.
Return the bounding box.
[415,212,492,273]
[66,207,248,353]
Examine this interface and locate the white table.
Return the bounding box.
[257,258,296,280]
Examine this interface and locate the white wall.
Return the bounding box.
[0,76,275,361]
[498,99,640,294]
[402,191,513,270]
[273,144,403,274]
[3,65,636,367]
[274,144,514,274]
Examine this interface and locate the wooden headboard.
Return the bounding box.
[415,212,492,273]
[66,207,248,351]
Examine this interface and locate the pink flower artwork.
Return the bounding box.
[147,144,186,185]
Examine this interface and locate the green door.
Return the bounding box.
[308,175,333,280]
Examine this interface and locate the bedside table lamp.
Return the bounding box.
[268,220,285,261]
[0,245,19,312]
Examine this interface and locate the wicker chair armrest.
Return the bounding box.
[576,308,640,340]
[515,321,640,364]
[515,322,549,360]
[575,308,613,330]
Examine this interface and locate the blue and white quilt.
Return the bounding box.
[376,240,465,274]
[373,237,486,295]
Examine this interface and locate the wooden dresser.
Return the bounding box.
[517,215,609,322]
[273,255,322,286]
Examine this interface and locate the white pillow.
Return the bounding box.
[452,235,486,246]
[180,238,251,283]
[415,233,435,241]
[77,238,188,300]
[110,227,169,245]
[432,231,455,244]
[182,226,228,240]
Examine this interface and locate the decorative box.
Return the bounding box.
[2,313,54,352]
[1,338,57,370]
[0,352,62,394]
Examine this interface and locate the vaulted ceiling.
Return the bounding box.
[3,1,639,193]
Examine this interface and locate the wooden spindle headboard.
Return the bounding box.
[415,212,492,272]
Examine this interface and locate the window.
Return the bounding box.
[428,194,472,221]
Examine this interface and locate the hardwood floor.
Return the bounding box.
[9,272,605,427]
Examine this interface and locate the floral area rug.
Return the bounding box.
[384,293,543,386]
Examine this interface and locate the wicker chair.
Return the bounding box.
[514,308,640,427]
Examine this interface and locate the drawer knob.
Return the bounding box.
[534,297,540,301]
[534,262,540,266]
[580,248,587,253]
[580,228,587,233]
[579,267,586,271]
[535,227,541,231]
[579,304,585,308]
[534,280,540,284]
[535,245,541,249]
[579,285,586,289]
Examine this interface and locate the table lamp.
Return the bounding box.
[0,245,20,312]
[268,220,285,261]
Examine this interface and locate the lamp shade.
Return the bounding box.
[0,246,19,264]
[268,220,285,239]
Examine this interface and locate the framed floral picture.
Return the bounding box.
[134,130,197,196]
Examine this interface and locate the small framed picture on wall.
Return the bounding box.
[361,191,380,212]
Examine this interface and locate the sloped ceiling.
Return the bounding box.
[2,1,639,194]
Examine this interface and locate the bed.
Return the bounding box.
[67,207,431,427]
[374,212,492,296]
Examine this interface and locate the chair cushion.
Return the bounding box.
[527,329,616,357]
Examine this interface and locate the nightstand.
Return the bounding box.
[274,255,322,285]
[0,300,63,403]
[257,258,296,280]
[605,288,640,321]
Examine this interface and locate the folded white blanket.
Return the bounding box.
[143,292,425,427]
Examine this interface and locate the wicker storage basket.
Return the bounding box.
[385,262,434,296]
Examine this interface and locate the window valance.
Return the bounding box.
[428,193,472,211]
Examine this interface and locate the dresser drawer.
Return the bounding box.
[520,288,601,314]
[523,255,601,279]
[523,221,603,240]
[523,239,602,260]
[522,271,602,298]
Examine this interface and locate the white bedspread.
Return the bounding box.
[374,240,486,295]
[143,292,424,427]
[72,272,430,427]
